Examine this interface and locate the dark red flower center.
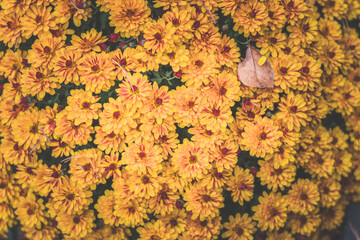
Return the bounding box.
[82,102,90,109]
[200,220,208,227]
[249,10,256,18]
[260,132,267,140]
[221,148,229,155]
[268,11,274,18]
[270,37,277,44]
[283,47,291,54]
[109,163,116,170]
[160,135,168,143]
[212,108,220,117]
[287,1,294,8]
[205,130,213,136]
[188,101,195,109]
[280,67,288,74]
[155,97,163,106]
[30,124,38,134]
[154,33,162,41]
[131,85,139,93]
[43,46,51,54]
[150,235,161,240]
[223,46,231,54]
[168,52,175,59]
[128,206,135,214]
[189,155,197,163]
[142,176,150,184]
[7,21,15,29]
[300,193,308,200]
[83,163,91,171]
[107,132,115,138]
[289,106,297,113]
[175,200,184,209]
[170,218,177,227]
[195,60,204,67]
[113,111,120,119]
[323,187,330,194]
[126,10,135,17]
[118,58,127,66]
[354,76,360,82]
[332,137,338,144]
[35,15,42,24]
[138,152,146,159]
[302,24,310,31]
[91,65,100,72]
[66,193,75,201]
[202,194,211,202]
[36,72,44,79]
[73,216,81,224]
[328,51,335,58]
[236,227,244,236]
[26,167,35,175]
[219,86,227,96]
[214,171,223,179]
[65,60,73,68]
[275,168,283,175]
[27,209,34,215]
[51,170,61,178]
[301,66,309,75]
[160,191,169,200]
[0,182,7,188]
[172,18,180,26]
[192,21,200,30]
[247,111,255,118]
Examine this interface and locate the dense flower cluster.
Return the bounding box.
[0,0,360,239]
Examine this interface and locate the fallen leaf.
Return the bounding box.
[237,45,274,89]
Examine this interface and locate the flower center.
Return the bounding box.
[0,183,6,188]
[270,37,277,44]
[154,33,162,41]
[131,85,139,93]
[43,46,51,55]
[36,72,44,79]
[27,209,34,215]
[30,124,38,133]
[82,102,90,109]
[247,111,255,118]
[65,60,73,68]
[192,21,200,30]
[138,152,146,159]
[332,137,338,144]
[26,167,35,174]
[301,66,309,74]
[289,106,297,113]
[219,87,227,96]
[268,11,274,18]
[223,46,231,53]
[155,97,163,106]
[128,206,135,214]
[260,132,267,140]
[170,218,177,227]
[126,9,135,17]
[300,193,308,200]
[160,191,169,200]
[160,135,168,143]
[235,226,243,236]
[66,193,75,201]
[7,21,15,29]
[214,171,223,179]
[175,200,184,209]
[302,23,310,31]
[275,168,283,175]
[91,65,100,73]
[249,10,256,18]
[109,163,116,170]
[113,111,120,119]
[150,235,161,240]
[205,130,213,136]
[188,101,195,109]
[195,60,203,67]
[142,176,150,184]
[212,108,220,117]
[287,1,294,8]
[172,18,180,26]
[221,148,229,155]
[120,58,127,66]
[328,51,335,58]
[323,187,330,194]
[73,216,81,224]
[51,170,60,178]
[202,194,211,202]
[189,155,197,164]
[168,52,175,59]
[283,47,291,54]
[35,15,42,24]
[280,67,288,74]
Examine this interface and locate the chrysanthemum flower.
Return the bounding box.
[189,124,227,149]
[15,160,41,189]
[183,214,222,239]
[94,126,126,154]
[219,0,245,16]
[21,5,56,39]
[28,36,64,68]
[287,211,321,236]
[95,190,121,226]
[295,54,322,91]
[34,164,66,197]
[56,210,95,238]
[287,179,320,214]
[116,72,152,112]
[49,140,75,158]
[158,208,187,238]
[109,0,151,38]
[305,151,334,179]
[319,203,345,230]
[1,137,36,165]
[240,117,282,158]
[162,6,193,43]
[171,139,210,180]
[215,35,240,68]
[329,82,360,117]
[99,97,136,134]
[183,183,224,221]
[271,55,302,91]
[52,47,82,85]
[100,152,123,180]
[318,40,345,74]
[147,184,179,216]
[0,50,26,84]
[317,18,342,42]
[14,193,47,228]
[225,166,254,205]
[110,48,137,81]
[181,50,219,88]
[207,71,240,107]
[222,213,256,240]
[287,17,318,47]
[137,219,176,240]
[252,192,288,232]
[54,110,94,146]
[78,52,115,94]
[0,12,22,48]
[53,0,92,27]
[256,30,287,58]
[154,131,179,158]
[190,25,222,54]
[38,104,58,139]
[265,0,286,30]
[21,223,58,240]
[68,148,104,189]
[233,1,269,37]
[65,89,102,126]
[128,171,162,199]
[275,91,310,131]
[0,172,19,203]
[0,0,31,15]
[257,160,296,192]
[200,99,233,132]
[282,0,307,24]
[317,178,341,208]
[200,166,231,190]
[281,38,305,57]
[160,44,190,72]
[51,179,93,215]
[209,139,238,172]
[122,141,163,176]
[162,162,189,193]
[11,107,47,151]
[113,197,149,227]
[318,0,348,20]
[68,28,107,53]
[143,18,176,54]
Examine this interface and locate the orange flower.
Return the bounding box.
[0,12,22,48]
[68,28,107,53]
[53,0,92,27]
[27,36,64,68]
[21,5,56,39]
[52,47,82,85]
[143,18,176,54]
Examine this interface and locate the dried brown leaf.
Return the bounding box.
[237,45,274,89]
